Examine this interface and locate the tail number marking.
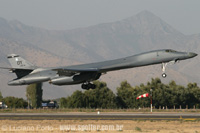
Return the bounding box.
[17,61,23,65]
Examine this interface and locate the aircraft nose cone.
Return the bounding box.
[188,52,198,58]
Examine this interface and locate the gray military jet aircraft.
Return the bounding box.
[0,49,197,90]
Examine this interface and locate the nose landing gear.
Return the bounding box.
[162,63,168,78]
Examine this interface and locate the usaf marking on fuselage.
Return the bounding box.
[0,49,197,90]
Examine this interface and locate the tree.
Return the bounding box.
[26,83,43,108]
[186,83,200,108]
[65,81,117,109]
[67,90,85,108]
[60,97,68,108]
[59,78,200,109]
[84,81,117,109]
[94,81,117,108]
[116,81,133,108]
[3,97,27,108]
[0,91,3,101]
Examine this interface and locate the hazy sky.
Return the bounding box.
[0,0,199,35]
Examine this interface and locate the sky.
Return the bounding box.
[0,0,199,35]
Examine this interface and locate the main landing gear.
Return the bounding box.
[81,82,96,90]
[161,62,168,78]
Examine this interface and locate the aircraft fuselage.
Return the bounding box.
[6,49,197,86]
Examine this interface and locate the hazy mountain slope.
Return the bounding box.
[63,11,187,59]
[0,18,103,62]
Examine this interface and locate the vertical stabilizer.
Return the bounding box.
[7,54,37,78]
[7,54,37,69]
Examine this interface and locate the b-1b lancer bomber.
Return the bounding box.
[0,49,197,90]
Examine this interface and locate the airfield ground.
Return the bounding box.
[0,109,200,132]
[0,119,200,132]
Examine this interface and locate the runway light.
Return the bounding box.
[97,111,100,115]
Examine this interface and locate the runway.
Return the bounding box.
[0,112,200,120]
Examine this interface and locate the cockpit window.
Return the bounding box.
[165,49,177,53]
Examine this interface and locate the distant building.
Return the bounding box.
[41,101,59,109]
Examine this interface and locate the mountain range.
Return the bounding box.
[0,11,199,99]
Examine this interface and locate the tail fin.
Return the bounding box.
[7,54,37,78]
[7,54,37,70]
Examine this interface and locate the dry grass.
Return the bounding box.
[0,120,200,132]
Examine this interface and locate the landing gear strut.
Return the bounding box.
[161,63,168,78]
[81,82,96,90]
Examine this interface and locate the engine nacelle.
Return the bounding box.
[49,73,101,85]
[8,77,50,85]
[49,76,74,85]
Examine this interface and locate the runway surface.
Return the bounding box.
[0,112,200,120]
